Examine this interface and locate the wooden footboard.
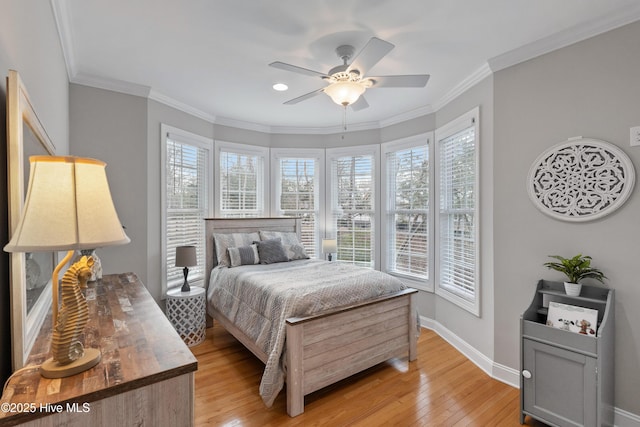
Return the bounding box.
[285,288,418,417]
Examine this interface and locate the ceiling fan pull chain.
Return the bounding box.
[341,106,348,140]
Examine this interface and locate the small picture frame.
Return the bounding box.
[546,302,598,336]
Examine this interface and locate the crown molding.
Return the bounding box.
[489,4,640,72]
[50,0,77,79]
[72,72,151,98]
[433,63,493,112]
[379,104,434,128]
[148,89,217,124]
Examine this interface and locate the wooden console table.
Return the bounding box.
[0,273,198,426]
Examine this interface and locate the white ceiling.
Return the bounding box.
[53,0,640,133]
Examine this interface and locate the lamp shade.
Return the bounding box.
[175,245,197,267]
[322,239,337,253]
[4,156,130,253]
[324,81,366,106]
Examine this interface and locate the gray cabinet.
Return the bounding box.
[520,280,614,427]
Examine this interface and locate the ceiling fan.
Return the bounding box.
[269,37,430,111]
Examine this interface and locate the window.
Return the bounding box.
[327,145,378,268]
[161,125,213,294]
[215,141,269,217]
[272,149,324,258]
[382,134,431,285]
[435,107,480,315]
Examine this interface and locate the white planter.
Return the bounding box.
[564,281,582,296]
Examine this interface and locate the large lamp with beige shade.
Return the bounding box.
[4,155,130,378]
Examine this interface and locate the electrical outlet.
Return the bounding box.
[631,126,640,147]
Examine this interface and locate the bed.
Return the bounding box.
[204,217,418,417]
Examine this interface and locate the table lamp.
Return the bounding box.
[322,238,337,261]
[175,245,197,292]
[4,156,130,378]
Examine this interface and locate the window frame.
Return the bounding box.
[214,140,270,218]
[381,132,434,291]
[326,144,380,269]
[434,107,480,316]
[160,124,214,296]
[271,148,325,258]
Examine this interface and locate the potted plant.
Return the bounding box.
[544,254,606,296]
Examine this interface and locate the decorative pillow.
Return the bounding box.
[284,244,309,261]
[213,232,260,267]
[255,238,288,264]
[227,244,260,267]
[259,230,301,246]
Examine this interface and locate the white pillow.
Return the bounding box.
[213,232,260,267]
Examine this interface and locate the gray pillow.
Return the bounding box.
[255,238,288,264]
[228,244,260,267]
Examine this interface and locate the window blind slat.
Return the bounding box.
[386,144,429,278]
[439,125,476,300]
[165,138,209,290]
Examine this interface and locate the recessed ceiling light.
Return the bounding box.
[273,83,288,91]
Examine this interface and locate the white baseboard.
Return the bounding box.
[615,407,640,427]
[418,316,640,427]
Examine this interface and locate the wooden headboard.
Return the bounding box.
[204,217,302,289]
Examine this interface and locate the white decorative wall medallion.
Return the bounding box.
[527,137,635,222]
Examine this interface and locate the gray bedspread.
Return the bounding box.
[206,259,407,407]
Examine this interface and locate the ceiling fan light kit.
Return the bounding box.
[269,37,429,112]
[324,79,367,106]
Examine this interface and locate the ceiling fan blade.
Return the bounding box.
[346,37,394,75]
[269,61,328,78]
[350,96,369,111]
[368,74,430,88]
[283,88,326,105]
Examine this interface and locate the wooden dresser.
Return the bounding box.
[0,273,198,426]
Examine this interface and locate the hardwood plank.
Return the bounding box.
[193,323,544,426]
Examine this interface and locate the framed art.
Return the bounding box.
[6,70,57,369]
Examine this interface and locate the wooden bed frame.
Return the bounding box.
[204,217,418,417]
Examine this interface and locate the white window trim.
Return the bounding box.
[326,144,380,269]
[160,124,214,296]
[381,132,434,292]
[214,140,270,217]
[434,107,480,316]
[271,148,325,257]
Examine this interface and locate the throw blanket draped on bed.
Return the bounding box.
[206,259,407,407]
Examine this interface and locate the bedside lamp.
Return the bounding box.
[175,245,197,292]
[322,238,337,261]
[4,156,130,378]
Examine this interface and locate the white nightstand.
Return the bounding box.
[166,287,206,347]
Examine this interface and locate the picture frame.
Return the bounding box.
[6,70,57,369]
[546,301,598,336]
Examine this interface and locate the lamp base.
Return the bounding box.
[40,348,101,378]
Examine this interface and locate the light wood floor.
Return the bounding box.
[192,323,547,426]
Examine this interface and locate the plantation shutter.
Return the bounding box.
[438,125,476,299]
[278,158,318,258]
[331,154,374,267]
[165,136,208,290]
[386,145,429,278]
[219,150,264,217]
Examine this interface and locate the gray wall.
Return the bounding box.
[494,21,640,414]
[69,85,148,292]
[0,0,69,383]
